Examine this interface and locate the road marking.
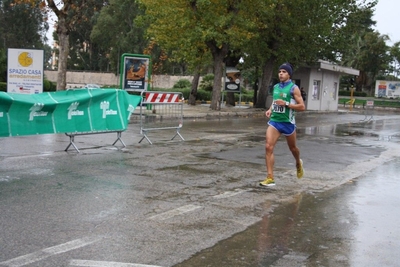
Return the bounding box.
[70,260,163,267]
[212,189,250,199]
[148,204,202,220]
[0,237,100,267]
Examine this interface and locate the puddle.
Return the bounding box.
[157,164,221,174]
[174,192,328,267]
[174,159,400,267]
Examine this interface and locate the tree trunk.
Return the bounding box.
[226,92,235,106]
[207,42,229,111]
[253,67,259,106]
[255,57,276,109]
[56,16,69,91]
[188,69,200,105]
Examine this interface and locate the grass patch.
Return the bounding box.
[339,98,400,108]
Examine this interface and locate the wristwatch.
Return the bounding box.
[285,101,290,107]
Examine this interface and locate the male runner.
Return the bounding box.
[260,63,305,186]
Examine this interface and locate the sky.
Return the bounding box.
[373,0,400,45]
[45,0,399,46]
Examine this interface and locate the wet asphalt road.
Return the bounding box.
[175,158,400,267]
[0,108,399,267]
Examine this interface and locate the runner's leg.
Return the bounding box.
[285,131,301,165]
[266,126,281,178]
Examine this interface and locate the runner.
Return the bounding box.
[260,63,305,186]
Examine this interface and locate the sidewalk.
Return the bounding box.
[182,103,265,119]
[180,103,363,120]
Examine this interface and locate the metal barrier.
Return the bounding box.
[65,131,126,153]
[360,100,374,122]
[138,91,184,144]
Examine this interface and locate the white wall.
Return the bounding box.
[299,69,340,111]
[320,72,339,111]
[44,71,196,89]
[292,68,310,109]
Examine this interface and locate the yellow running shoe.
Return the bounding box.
[297,159,304,179]
[259,177,275,186]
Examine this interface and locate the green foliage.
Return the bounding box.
[0,0,48,81]
[173,79,191,89]
[0,48,6,82]
[235,90,253,103]
[196,90,212,101]
[91,0,148,73]
[63,0,109,71]
[43,79,56,92]
[199,74,214,91]
[0,82,6,92]
[339,90,368,97]
[0,0,48,50]
[339,97,400,108]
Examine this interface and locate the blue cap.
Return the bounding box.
[279,63,293,77]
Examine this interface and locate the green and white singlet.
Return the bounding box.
[270,81,296,124]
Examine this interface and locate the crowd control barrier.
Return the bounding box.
[360,100,374,123]
[137,91,184,144]
[64,130,126,153]
[0,89,141,152]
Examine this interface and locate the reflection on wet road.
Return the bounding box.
[175,158,400,267]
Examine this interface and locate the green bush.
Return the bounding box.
[0,82,6,92]
[339,97,400,108]
[196,90,212,101]
[173,79,191,89]
[234,90,253,102]
[44,80,57,92]
[43,79,51,92]
[177,88,197,101]
[199,74,214,91]
[339,90,367,97]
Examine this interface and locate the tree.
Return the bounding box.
[0,0,48,49]
[355,32,390,92]
[91,0,148,74]
[66,0,106,71]
[390,42,400,79]
[0,49,7,82]
[339,1,392,92]
[140,0,257,110]
[240,0,366,108]
[15,0,106,90]
[0,0,48,81]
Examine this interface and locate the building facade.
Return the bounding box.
[292,60,359,111]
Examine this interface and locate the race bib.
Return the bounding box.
[272,103,285,113]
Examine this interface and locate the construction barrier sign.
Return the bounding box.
[136,91,184,144]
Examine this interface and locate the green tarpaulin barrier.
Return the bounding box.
[0,89,141,137]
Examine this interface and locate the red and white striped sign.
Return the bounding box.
[145,92,180,103]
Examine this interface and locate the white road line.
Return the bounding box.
[70,260,163,267]
[148,204,202,220]
[0,237,101,267]
[212,189,250,199]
